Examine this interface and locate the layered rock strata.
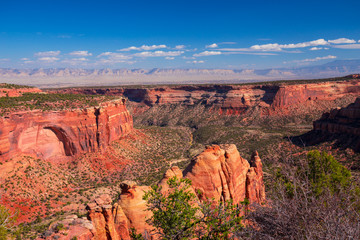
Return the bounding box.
[78,144,265,239]
[0,99,133,162]
[313,97,360,136]
[310,97,360,150]
[51,79,360,114]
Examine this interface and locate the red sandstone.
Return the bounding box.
[79,144,265,239]
[0,99,133,162]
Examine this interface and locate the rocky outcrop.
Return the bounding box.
[271,80,360,109]
[0,99,133,162]
[51,78,360,115]
[35,215,95,240]
[82,144,265,239]
[0,85,42,97]
[246,151,266,203]
[313,97,360,136]
[308,97,360,151]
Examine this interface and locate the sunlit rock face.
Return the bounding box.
[84,145,265,239]
[183,144,265,205]
[52,78,360,115]
[0,99,133,162]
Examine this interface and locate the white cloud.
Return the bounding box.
[38,57,59,62]
[96,52,133,65]
[193,51,222,57]
[359,40,360,43]
[175,45,186,49]
[182,56,196,60]
[165,57,175,60]
[310,47,324,51]
[69,51,92,56]
[134,51,184,57]
[95,59,135,65]
[206,43,218,48]
[187,60,204,64]
[332,44,360,49]
[21,58,29,61]
[71,57,88,61]
[0,58,9,62]
[98,52,132,59]
[62,58,89,65]
[34,51,61,57]
[250,39,328,51]
[296,55,337,63]
[215,49,278,55]
[328,38,356,44]
[119,44,167,51]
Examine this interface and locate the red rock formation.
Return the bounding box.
[86,194,120,240]
[50,78,360,115]
[184,144,265,205]
[313,97,360,136]
[83,145,265,240]
[246,151,266,203]
[0,86,42,97]
[0,99,133,162]
[309,97,360,151]
[118,181,153,237]
[271,80,360,109]
[35,215,95,240]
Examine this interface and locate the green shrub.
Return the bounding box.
[133,176,245,240]
[307,150,352,195]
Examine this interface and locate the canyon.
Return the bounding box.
[0,76,359,239]
[51,76,360,115]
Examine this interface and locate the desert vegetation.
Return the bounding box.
[0,83,35,89]
[0,84,359,239]
[238,150,360,239]
[0,92,118,115]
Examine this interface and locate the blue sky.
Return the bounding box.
[1,0,360,69]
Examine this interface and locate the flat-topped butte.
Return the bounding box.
[0,92,119,116]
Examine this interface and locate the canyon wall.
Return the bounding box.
[50,78,360,114]
[0,99,133,162]
[313,97,360,136]
[310,97,360,151]
[47,144,265,239]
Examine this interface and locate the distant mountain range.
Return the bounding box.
[1,59,360,88]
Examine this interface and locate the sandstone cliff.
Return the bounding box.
[53,144,265,239]
[308,97,360,151]
[0,99,133,162]
[50,78,360,115]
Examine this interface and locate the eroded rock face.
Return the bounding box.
[84,145,265,240]
[310,97,360,151]
[313,97,360,136]
[52,79,360,115]
[0,99,133,162]
[184,144,264,205]
[246,151,266,203]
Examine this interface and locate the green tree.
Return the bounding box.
[0,204,17,240]
[133,176,244,240]
[307,150,352,195]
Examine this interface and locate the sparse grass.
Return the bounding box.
[0,92,118,115]
[0,83,35,89]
